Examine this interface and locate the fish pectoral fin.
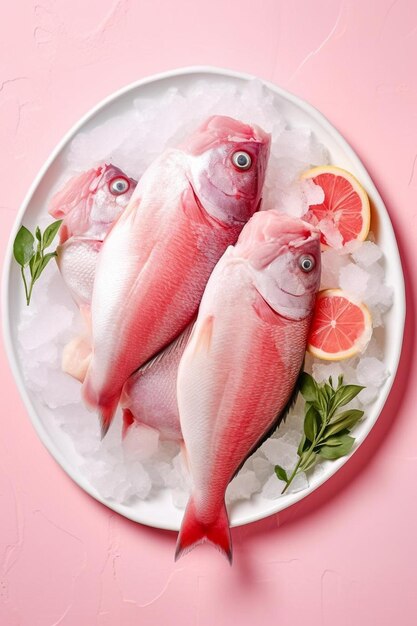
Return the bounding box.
[175,497,232,564]
[252,291,280,325]
[192,315,214,355]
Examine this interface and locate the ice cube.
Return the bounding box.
[262,473,285,499]
[226,470,261,503]
[123,423,160,462]
[339,263,370,298]
[301,177,325,206]
[41,369,82,409]
[356,357,389,388]
[318,218,343,249]
[287,472,309,494]
[320,249,349,289]
[352,241,383,267]
[18,304,74,351]
[126,461,152,499]
[312,362,344,384]
[251,456,274,484]
[261,437,298,471]
[172,489,189,509]
[358,386,379,406]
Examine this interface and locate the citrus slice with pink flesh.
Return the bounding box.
[307,289,372,360]
[302,165,371,248]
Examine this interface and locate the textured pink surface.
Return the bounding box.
[0,1,416,624]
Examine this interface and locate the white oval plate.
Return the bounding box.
[2,66,405,531]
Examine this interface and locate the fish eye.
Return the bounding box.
[232,151,252,171]
[299,254,315,273]
[109,176,130,195]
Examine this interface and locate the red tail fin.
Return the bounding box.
[122,409,135,439]
[175,497,232,564]
[82,375,119,439]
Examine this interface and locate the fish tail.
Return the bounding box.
[82,374,119,439]
[175,497,232,564]
[122,409,135,439]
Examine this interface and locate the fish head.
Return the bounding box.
[49,164,137,243]
[235,210,321,320]
[185,116,271,225]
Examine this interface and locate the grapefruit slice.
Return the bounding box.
[308,289,372,360]
[302,165,371,247]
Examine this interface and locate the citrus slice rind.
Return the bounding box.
[307,289,372,361]
[302,165,371,248]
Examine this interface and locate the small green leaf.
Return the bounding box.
[42,219,62,249]
[323,383,333,400]
[297,433,307,456]
[330,384,364,413]
[275,465,288,482]
[299,372,319,403]
[299,450,317,472]
[319,435,355,460]
[316,390,329,415]
[39,251,57,273]
[304,405,320,441]
[317,435,345,447]
[324,409,364,438]
[13,226,35,267]
[29,252,42,279]
[35,226,42,243]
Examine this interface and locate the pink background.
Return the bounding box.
[0,1,416,624]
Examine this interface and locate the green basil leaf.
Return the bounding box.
[13,226,35,267]
[299,372,319,403]
[275,465,288,482]
[29,252,42,279]
[330,385,364,412]
[300,450,317,471]
[39,251,57,273]
[297,433,307,456]
[304,405,320,441]
[317,390,328,415]
[318,435,355,460]
[42,219,62,249]
[325,410,364,438]
[323,383,333,400]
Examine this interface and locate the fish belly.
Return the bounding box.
[57,237,101,308]
[120,325,193,441]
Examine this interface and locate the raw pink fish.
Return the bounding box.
[48,164,137,379]
[120,324,193,441]
[49,163,137,244]
[175,211,321,563]
[83,116,271,436]
[50,163,137,312]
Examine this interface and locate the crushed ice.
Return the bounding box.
[17,79,393,509]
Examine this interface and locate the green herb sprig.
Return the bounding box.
[276,373,364,494]
[13,220,62,306]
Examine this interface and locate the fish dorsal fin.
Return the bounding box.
[135,323,194,375]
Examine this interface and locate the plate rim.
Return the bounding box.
[1,65,406,531]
